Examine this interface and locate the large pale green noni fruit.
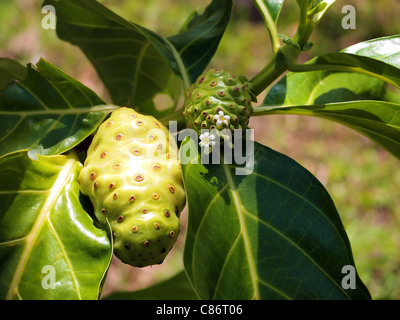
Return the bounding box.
[79,107,186,267]
[183,68,253,136]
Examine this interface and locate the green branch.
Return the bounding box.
[249,44,301,97]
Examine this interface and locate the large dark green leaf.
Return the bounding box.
[45,0,232,116]
[0,151,112,300]
[167,0,233,84]
[257,101,400,159]
[0,58,114,158]
[44,0,181,117]
[103,271,198,300]
[0,58,27,89]
[181,139,371,299]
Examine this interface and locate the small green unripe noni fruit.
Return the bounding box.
[183,68,253,135]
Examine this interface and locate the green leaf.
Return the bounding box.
[0,58,27,89]
[0,58,114,158]
[0,151,112,300]
[253,0,284,23]
[342,35,400,68]
[256,101,400,159]
[264,71,386,106]
[167,0,233,84]
[252,0,284,50]
[288,52,400,88]
[46,0,232,116]
[102,271,198,300]
[44,0,183,117]
[260,52,400,159]
[181,139,371,300]
[294,0,336,47]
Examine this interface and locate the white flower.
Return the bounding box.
[213,110,230,129]
[199,132,216,154]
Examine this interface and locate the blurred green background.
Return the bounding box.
[1,0,399,299]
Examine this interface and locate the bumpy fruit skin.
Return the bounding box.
[79,107,186,267]
[183,68,253,135]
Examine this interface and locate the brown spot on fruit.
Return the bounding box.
[90,172,96,181]
[114,133,123,141]
[117,215,124,223]
[129,195,136,202]
[134,174,144,182]
[169,230,175,238]
[132,148,141,156]
[143,240,151,247]
[168,185,175,194]
[132,226,139,233]
[164,210,170,218]
[152,193,160,200]
[113,163,122,170]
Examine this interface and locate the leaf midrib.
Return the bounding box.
[5,157,78,300]
[0,105,117,116]
[222,164,260,299]
[190,161,352,299]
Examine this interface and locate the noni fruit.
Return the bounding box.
[183,68,253,136]
[79,107,186,267]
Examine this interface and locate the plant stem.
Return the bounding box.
[252,105,295,117]
[293,0,311,48]
[249,44,300,97]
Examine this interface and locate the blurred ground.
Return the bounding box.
[1,0,400,299]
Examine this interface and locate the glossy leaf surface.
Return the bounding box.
[0,58,114,158]
[258,101,400,159]
[46,0,232,115]
[0,151,112,300]
[181,140,371,299]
